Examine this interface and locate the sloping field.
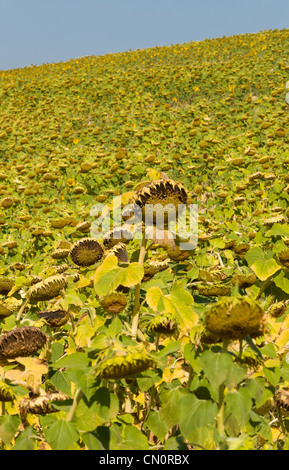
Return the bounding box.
[0,29,289,450]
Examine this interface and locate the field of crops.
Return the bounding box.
[1,28,289,450]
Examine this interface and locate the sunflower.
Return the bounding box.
[197,284,231,297]
[205,296,265,341]
[100,292,128,314]
[106,242,129,263]
[0,297,21,319]
[0,326,47,359]
[97,352,155,379]
[20,391,69,417]
[232,273,257,289]
[37,309,70,327]
[274,388,289,415]
[132,178,188,225]
[0,380,16,402]
[28,275,68,302]
[102,227,133,249]
[0,277,15,295]
[70,238,104,267]
[148,312,178,337]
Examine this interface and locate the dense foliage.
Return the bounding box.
[1,29,289,450]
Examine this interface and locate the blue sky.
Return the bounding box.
[0,0,288,70]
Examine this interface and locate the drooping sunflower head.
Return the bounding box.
[132,178,188,224]
[51,248,71,260]
[96,351,155,380]
[268,301,288,318]
[0,297,22,320]
[0,276,15,296]
[232,273,257,289]
[0,326,47,359]
[103,226,133,249]
[274,388,289,415]
[205,296,265,341]
[37,309,70,327]
[106,242,129,263]
[28,275,68,302]
[197,283,231,297]
[279,249,289,267]
[70,238,104,267]
[19,391,69,418]
[100,292,128,315]
[0,380,16,402]
[148,312,179,337]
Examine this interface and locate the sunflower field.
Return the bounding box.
[1,28,289,450]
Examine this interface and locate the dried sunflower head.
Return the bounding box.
[234,244,250,258]
[97,352,155,379]
[0,326,47,359]
[197,284,231,297]
[100,292,128,314]
[70,238,104,267]
[19,391,69,417]
[0,297,21,320]
[279,249,289,267]
[148,313,178,336]
[200,328,222,344]
[205,296,265,341]
[28,275,68,302]
[142,265,158,283]
[0,380,16,402]
[132,178,187,224]
[167,246,191,261]
[268,301,288,318]
[232,273,257,289]
[198,268,227,283]
[103,227,133,249]
[274,388,289,415]
[75,221,91,233]
[107,242,129,263]
[51,248,71,260]
[0,276,14,295]
[37,309,70,327]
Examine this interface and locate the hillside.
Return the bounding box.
[0,29,289,450]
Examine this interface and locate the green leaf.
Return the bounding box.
[107,316,123,339]
[266,223,289,238]
[159,386,182,430]
[225,389,252,428]
[200,350,246,391]
[263,367,281,387]
[43,419,79,450]
[245,246,281,281]
[51,352,91,370]
[82,427,110,450]
[49,369,72,396]
[178,394,218,439]
[146,282,198,329]
[0,414,21,446]
[145,410,169,441]
[94,255,144,296]
[200,350,233,389]
[136,370,161,392]
[273,270,289,294]
[13,425,38,450]
[245,377,273,408]
[115,425,149,450]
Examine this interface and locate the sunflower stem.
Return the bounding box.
[0,401,4,450]
[66,388,83,422]
[131,232,147,340]
[217,339,230,437]
[16,298,29,322]
[238,338,243,359]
